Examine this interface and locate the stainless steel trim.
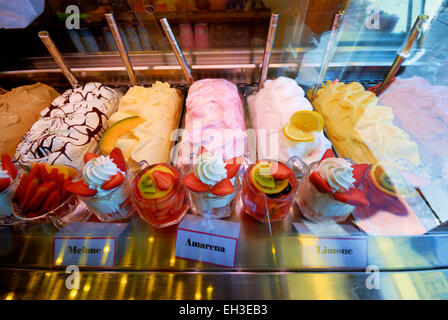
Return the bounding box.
[259,13,279,90]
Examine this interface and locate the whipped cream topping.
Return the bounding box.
[83,155,123,197]
[14,82,120,170]
[193,152,228,186]
[318,158,355,193]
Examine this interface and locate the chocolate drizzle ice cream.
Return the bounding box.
[14,82,120,169]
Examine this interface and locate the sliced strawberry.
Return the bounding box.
[224,157,243,179]
[182,173,210,192]
[28,181,56,211]
[62,180,72,200]
[334,188,370,207]
[14,175,30,203]
[21,178,39,212]
[65,181,97,197]
[39,190,61,214]
[0,178,10,193]
[110,147,126,172]
[49,168,59,182]
[27,164,40,181]
[152,171,175,190]
[38,164,51,183]
[101,172,124,190]
[352,164,369,187]
[56,173,65,199]
[197,146,208,156]
[210,178,234,196]
[270,162,292,180]
[1,153,17,180]
[84,153,98,164]
[26,211,41,218]
[309,171,332,193]
[319,149,336,165]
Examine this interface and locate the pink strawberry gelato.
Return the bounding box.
[177,79,247,163]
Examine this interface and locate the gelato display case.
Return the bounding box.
[1,0,448,300]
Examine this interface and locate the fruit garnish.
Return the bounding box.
[368,162,416,198]
[270,162,292,180]
[37,164,51,183]
[101,172,124,191]
[250,161,289,194]
[197,146,208,156]
[100,116,146,155]
[31,163,78,180]
[84,153,99,164]
[138,173,156,194]
[28,181,56,211]
[65,181,97,197]
[309,171,332,194]
[1,153,17,180]
[39,190,61,214]
[318,149,336,165]
[110,147,127,172]
[138,166,177,199]
[182,173,210,192]
[0,178,10,193]
[152,170,175,190]
[21,178,39,211]
[210,178,234,196]
[283,124,315,142]
[334,189,369,207]
[351,163,369,187]
[224,156,243,179]
[290,110,324,132]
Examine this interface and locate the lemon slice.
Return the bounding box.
[291,110,324,132]
[369,162,418,198]
[283,124,315,142]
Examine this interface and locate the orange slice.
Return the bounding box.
[283,124,315,142]
[291,110,324,132]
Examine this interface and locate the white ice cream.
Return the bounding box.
[248,77,331,164]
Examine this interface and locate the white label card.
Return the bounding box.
[53,237,117,267]
[300,236,368,269]
[175,214,240,267]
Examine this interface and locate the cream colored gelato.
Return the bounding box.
[0,83,60,157]
[108,82,181,171]
[248,77,331,164]
[309,81,420,165]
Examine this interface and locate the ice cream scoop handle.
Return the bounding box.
[38,31,79,89]
[160,18,194,85]
[105,13,138,87]
[259,13,279,90]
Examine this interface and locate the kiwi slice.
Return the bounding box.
[255,167,276,189]
[138,173,156,194]
[379,172,396,194]
[250,162,290,194]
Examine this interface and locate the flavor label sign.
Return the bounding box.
[299,236,368,269]
[175,214,240,267]
[52,222,129,267]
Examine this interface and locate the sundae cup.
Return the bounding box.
[242,160,298,223]
[182,147,243,219]
[131,163,189,228]
[66,148,135,222]
[297,149,370,223]
[0,154,19,216]
[11,162,79,225]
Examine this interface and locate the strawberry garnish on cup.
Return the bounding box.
[309,149,370,208]
[0,154,18,193]
[182,148,242,196]
[65,148,127,198]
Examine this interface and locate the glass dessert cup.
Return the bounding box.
[297,162,355,223]
[81,169,135,223]
[188,175,240,219]
[242,160,298,223]
[0,174,19,217]
[11,165,87,228]
[131,164,189,228]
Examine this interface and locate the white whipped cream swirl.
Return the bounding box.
[193,152,228,186]
[318,158,355,193]
[82,155,123,197]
